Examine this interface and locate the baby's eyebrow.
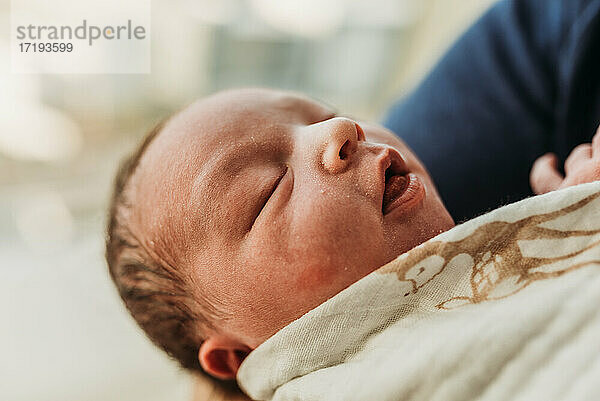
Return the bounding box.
[190,135,292,213]
[191,143,259,201]
[213,136,292,175]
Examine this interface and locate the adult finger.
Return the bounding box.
[564,143,592,174]
[530,153,564,194]
[592,125,600,156]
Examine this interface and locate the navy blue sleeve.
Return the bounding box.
[383,0,600,222]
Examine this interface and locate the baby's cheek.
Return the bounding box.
[293,259,334,289]
[290,261,347,311]
[287,247,357,302]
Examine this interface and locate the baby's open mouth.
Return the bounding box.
[383,172,409,212]
[382,150,425,215]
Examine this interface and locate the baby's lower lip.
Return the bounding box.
[382,173,425,215]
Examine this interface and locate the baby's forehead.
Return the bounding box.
[168,89,333,135]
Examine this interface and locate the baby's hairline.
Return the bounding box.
[106,114,218,375]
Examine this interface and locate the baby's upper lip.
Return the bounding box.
[376,146,410,211]
[377,146,409,179]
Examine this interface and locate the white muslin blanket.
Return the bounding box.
[237,182,600,401]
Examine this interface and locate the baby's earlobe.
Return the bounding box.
[198,337,251,380]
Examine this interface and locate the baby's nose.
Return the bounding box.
[320,117,365,174]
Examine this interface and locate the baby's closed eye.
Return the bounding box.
[250,165,290,230]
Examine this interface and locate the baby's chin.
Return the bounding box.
[384,191,454,256]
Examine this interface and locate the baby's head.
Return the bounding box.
[106,88,454,381]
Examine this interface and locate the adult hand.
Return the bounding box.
[530,125,600,194]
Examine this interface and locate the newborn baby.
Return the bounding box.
[106,88,600,384]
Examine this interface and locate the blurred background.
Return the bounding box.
[0,0,495,400]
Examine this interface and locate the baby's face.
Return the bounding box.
[129,89,453,347]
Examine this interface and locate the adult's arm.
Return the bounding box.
[383,0,600,222]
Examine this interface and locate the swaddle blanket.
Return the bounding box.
[237,182,600,401]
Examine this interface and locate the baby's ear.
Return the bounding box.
[198,337,251,380]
